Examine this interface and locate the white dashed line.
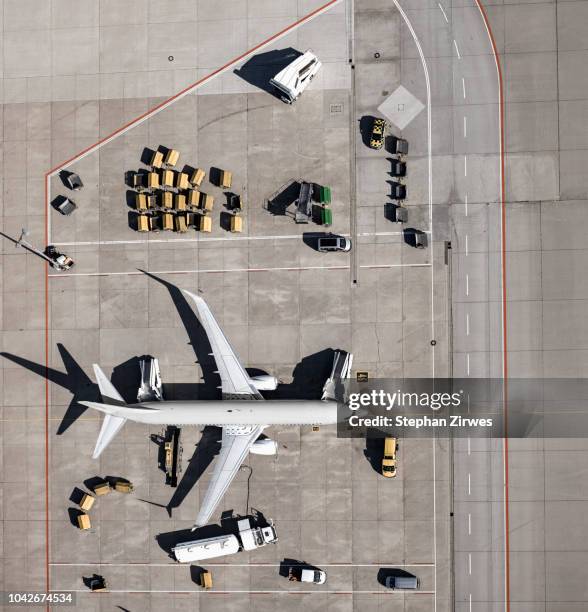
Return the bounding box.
[464,155,468,176]
[466,274,469,296]
[468,553,472,574]
[463,115,467,138]
[465,234,469,256]
[465,193,468,216]
[462,76,466,99]
[468,472,471,495]
[438,1,449,22]
[466,353,470,376]
[453,39,461,59]
[468,513,472,535]
[467,437,471,455]
[466,313,470,336]
[469,593,472,612]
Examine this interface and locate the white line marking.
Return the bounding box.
[464,155,468,176]
[467,437,471,455]
[465,234,469,256]
[51,230,428,248]
[454,39,461,59]
[462,76,466,99]
[58,589,438,595]
[465,192,468,216]
[466,353,470,376]
[50,562,435,568]
[463,115,467,138]
[466,312,470,336]
[438,2,449,22]
[468,553,472,574]
[466,274,469,296]
[49,262,432,279]
[468,472,471,495]
[468,513,472,535]
[469,592,472,612]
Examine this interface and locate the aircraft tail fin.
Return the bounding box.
[90,364,127,458]
[93,364,125,404]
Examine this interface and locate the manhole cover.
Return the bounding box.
[330,103,343,114]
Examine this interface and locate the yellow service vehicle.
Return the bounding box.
[381,437,398,478]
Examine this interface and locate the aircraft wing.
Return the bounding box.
[183,291,263,399]
[193,425,264,528]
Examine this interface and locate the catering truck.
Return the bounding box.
[270,50,322,103]
[172,518,278,563]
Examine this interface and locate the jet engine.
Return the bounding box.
[250,438,278,455]
[251,375,279,391]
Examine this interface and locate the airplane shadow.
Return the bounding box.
[139,269,221,400]
[166,425,222,516]
[0,343,100,435]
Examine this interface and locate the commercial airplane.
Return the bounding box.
[80,291,351,528]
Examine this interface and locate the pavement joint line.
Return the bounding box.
[61,589,437,595]
[44,0,344,244]
[50,230,430,248]
[48,263,433,278]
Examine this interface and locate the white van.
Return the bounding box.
[270,50,322,103]
[172,534,239,563]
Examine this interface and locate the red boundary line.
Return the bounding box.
[473,1,509,610]
[42,0,341,606]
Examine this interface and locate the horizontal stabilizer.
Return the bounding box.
[93,413,126,459]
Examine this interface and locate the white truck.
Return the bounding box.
[172,518,278,563]
[270,50,322,103]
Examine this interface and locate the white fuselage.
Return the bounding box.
[111,400,338,426]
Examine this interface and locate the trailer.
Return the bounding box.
[295,181,314,223]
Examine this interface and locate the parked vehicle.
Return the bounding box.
[287,564,327,584]
[270,50,322,103]
[172,518,278,563]
[381,437,398,478]
[389,136,409,155]
[385,574,420,590]
[389,181,406,200]
[389,160,407,177]
[368,117,387,149]
[53,196,77,216]
[317,234,352,252]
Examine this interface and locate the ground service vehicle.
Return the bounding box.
[172,518,278,563]
[389,136,409,155]
[317,235,352,252]
[288,565,327,584]
[369,117,387,149]
[270,50,322,103]
[385,574,420,590]
[381,437,398,478]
